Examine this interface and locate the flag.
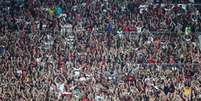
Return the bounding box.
[106,23,113,33]
[0,46,5,55]
[185,26,191,35]
[55,6,62,16]
[48,8,54,16]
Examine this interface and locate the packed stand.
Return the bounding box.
[0,0,201,101]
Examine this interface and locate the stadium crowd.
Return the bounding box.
[0,0,201,101]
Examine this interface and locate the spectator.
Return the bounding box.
[0,0,201,100]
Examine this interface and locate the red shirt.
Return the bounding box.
[82,96,88,101]
[148,57,155,64]
[127,75,135,81]
[123,26,130,32]
[87,26,93,32]
[169,57,175,64]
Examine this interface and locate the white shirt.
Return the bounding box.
[36,58,41,63]
[136,26,142,33]
[95,96,103,101]
[56,83,65,93]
